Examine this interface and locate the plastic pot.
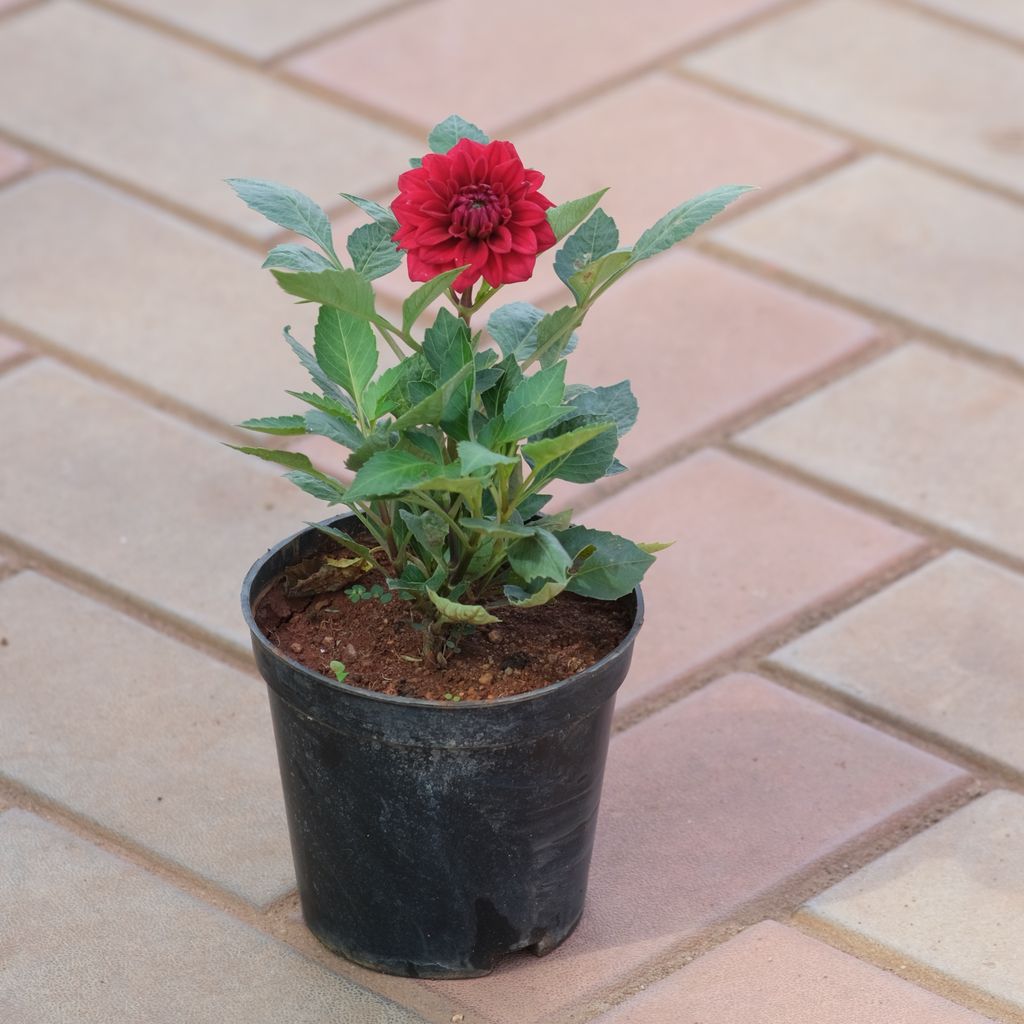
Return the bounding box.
[241,515,643,978]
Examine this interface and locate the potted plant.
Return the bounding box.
[231,115,750,978]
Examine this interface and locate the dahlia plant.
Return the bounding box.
[230,115,750,661]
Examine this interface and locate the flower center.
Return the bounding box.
[448,184,509,240]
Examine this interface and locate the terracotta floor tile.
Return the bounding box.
[578,449,923,708]
[738,343,1024,561]
[430,674,964,1022]
[285,0,786,129]
[0,137,28,182]
[597,921,992,1023]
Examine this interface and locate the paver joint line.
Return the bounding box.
[2,0,1023,1022]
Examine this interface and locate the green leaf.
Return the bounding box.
[237,415,307,436]
[427,115,489,154]
[226,178,337,261]
[508,528,572,585]
[304,409,364,450]
[480,354,523,418]
[496,362,569,443]
[313,306,378,406]
[344,423,396,472]
[272,268,376,320]
[390,360,475,432]
[338,192,399,232]
[565,381,638,438]
[287,390,357,421]
[284,470,348,504]
[463,517,535,540]
[531,306,581,368]
[402,266,468,335]
[559,526,655,600]
[329,661,348,682]
[487,302,545,359]
[555,210,619,291]
[637,540,673,553]
[522,422,615,473]
[227,446,319,473]
[546,188,609,242]
[631,184,756,263]
[426,588,500,625]
[423,308,472,376]
[398,508,448,557]
[281,327,348,407]
[364,364,408,420]
[568,249,631,303]
[457,440,518,476]
[417,462,487,498]
[310,523,376,562]
[262,244,334,273]
[344,449,441,501]
[346,221,402,281]
[504,579,566,608]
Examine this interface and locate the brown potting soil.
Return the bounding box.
[253,549,634,702]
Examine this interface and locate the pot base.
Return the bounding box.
[302,906,584,979]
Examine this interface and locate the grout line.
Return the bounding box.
[0,777,473,1024]
[790,911,1024,1024]
[725,439,1024,580]
[888,0,1024,57]
[0,531,261,674]
[565,772,982,1024]
[673,63,1024,210]
[609,538,941,734]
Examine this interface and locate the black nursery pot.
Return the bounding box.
[242,516,643,979]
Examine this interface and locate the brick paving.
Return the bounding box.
[0,1,1019,1022]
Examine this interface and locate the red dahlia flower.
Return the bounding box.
[392,138,557,292]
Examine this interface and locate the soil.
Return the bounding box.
[253,543,634,702]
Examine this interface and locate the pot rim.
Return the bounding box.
[241,515,644,713]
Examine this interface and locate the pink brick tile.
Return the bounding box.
[597,921,991,1023]
[517,73,849,241]
[430,674,965,1022]
[567,250,876,469]
[583,450,924,708]
[285,1,787,129]
[0,138,29,183]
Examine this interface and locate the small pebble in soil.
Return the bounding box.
[478,672,493,687]
[322,635,334,644]
[289,642,303,655]
[345,643,357,659]
[487,629,501,643]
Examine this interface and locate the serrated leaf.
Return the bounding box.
[559,526,654,600]
[568,249,632,303]
[631,184,756,263]
[457,440,518,476]
[530,306,580,367]
[417,463,486,498]
[547,188,609,242]
[555,210,619,290]
[237,415,307,436]
[426,588,500,625]
[496,362,569,442]
[346,221,402,281]
[565,381,638,438]
[228,445,319,473]
[344,449,441,502]
[390,360,475,431]
[402,266,469,334]
[262,244,334,273]
[487,302,546,359]
[344,423,397,472]
[284,470,348,504]
[282,327,351,407]
[427,115,489,154]
[310,523,376,562]
[508,528,572,585]
[304,409,364,450]
[227,178,337,261]
[272,268,376,320]
[399,508,449,556]
[287,390,358,421]
[339,192,399,232]
[522,422,615,473]
[313,306,378,407]
[504,579,567,608]
[462,517,535,540]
